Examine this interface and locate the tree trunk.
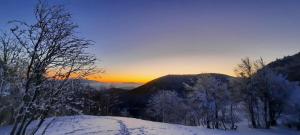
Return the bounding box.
[215,109,219,129]
[206,120,210,129]
[21,117,34,135]
[10,121,19,135]
[249,99,257,128]
[41,118,56,135]
[31,115,46,135]
[269,102,277,126]
[264,98,270,129]
[230,104,235,130]
[15,114,29,135]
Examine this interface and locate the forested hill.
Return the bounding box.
[118,73,234,117]
[266,52,300,83]
[128,73,234,95]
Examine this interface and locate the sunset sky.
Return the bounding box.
[1,0,300,83]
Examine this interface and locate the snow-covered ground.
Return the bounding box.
[0,115,299,135]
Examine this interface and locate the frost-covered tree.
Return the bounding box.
[251,68,298,128]
[235,57,299,129]
[53,79,97,116]
[283,86,300,130]
[0,32,25,126]
[227,79,243,130]
[185,76,240,130]
[5,1,99,135]
[146,90,186,123]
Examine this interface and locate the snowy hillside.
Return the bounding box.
[0,115,298,135]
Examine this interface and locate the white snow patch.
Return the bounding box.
[0,115,299,135]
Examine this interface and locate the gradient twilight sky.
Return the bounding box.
[1,0,300,83]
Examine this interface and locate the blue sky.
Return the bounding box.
[1,0,300,83]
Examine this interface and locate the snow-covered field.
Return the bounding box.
[0,115,298,135]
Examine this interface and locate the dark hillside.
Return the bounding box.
[266,52,300,83]
[118,73,234,118]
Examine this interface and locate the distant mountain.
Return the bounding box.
[118,73,234,117]
[81,80,142,90]
[128,73,233,95]
[266,52,300,83]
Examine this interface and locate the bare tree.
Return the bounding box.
[234,57,261,128]
[8,1,99,135]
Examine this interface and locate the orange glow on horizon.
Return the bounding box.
[86,56,238,84]
[86,74,154,84]
[86,71,235,84]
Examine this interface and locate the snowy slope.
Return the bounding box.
[0,115,299,135]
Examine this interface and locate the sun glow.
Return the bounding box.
[87,74,153,84]
[87,55,237,83]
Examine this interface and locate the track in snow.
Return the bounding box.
[116,120,130,135]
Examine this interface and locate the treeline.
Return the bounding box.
[145,58,300,130]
